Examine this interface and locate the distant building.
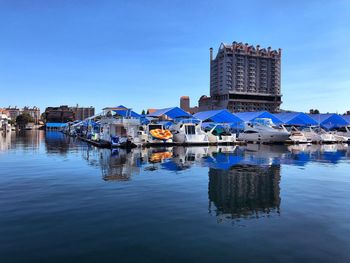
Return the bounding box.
[0,108,10,118]
[71,105,95,121]
[5,106,21,120]
[22,106,41,124]
[44,105,95,123]
[44,105,75,123]
[179,96,198,114]
[204,41,282,113]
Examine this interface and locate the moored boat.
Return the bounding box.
[238,118,290,143]
[170,120,209,145]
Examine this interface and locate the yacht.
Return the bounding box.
[282,125,310,143]
[238,118,290,143]
[301,126,322,143]
[138,123,173,144]
[170,121,209,144]
[332,126,350,140]
[315,127,337,143]
[203,124,236,144]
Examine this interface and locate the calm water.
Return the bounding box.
[1,131,350,263]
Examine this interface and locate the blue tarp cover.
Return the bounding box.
[274,112,318,126]
[46,123,67,128]
[194,109,243,124]
[308,114,349,130]
[340,115,350,124]
[234,111,283,124]
[147,107,192,119]
[113,105,141,118]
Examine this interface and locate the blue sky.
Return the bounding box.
[0,0,349,113]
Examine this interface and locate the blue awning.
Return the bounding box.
[46,123,67,128]
[147,107,192,119]
[194,109,243,124]
[113,105,141,118]
[274,112,318,126]
[342,115,350,124]
[308,114,349,130]
[234,111,283,124]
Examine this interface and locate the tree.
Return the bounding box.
[16,113,34,128]
[309,109,320,114]
[141,109,146,115]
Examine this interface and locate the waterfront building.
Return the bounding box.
[44,105,75,123]
[22,106,41,124]
[71,105,95,121]
[206,41,282,113]
[5,106,21,120]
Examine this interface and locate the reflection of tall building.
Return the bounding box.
[208,164,281,221]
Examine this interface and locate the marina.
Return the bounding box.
[54,106,350,148]
[1,130,350,262]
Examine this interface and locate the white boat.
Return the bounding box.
[316,127,337,143]
[99,108,141,148]
[138,123,173,144]
[203,124,236,144]
[301,126,322,143]
[332,126,350,141]
[170,121,209,144]
[238,118,290,143]
[282,125,310,143]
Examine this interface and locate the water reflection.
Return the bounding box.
[208,165,281,222]
[45,131,76,155]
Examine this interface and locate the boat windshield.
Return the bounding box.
[252,118,274,127]
[185,125,196,135]
[148,124,163,131]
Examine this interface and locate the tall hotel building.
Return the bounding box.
[209,41,282,112]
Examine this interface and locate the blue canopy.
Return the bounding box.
[113,105,141,118]
[46,123,67,128]
[147,107,192,119]
[194,109,243,124]
[234,111,283,125]
[342,115,350,124]
[308,114,349,130]
[274,112,318,126]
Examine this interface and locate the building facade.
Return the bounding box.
[44,106,75,123]
[179,96,199,114]
[22,106,41,124]
[5,107,21,121]
[208,41,282,112]
[71,105,95,121]
[44,105,95,123]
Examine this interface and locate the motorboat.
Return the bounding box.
[203,124,236,144]
[300,126,322,143]
[170,120,209,144]
[238,118,290,143]
[282,125,310,143]
[315,127,337,143]
[332,126,350,141]
[138,123,173,144]
[301,126,337,143]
